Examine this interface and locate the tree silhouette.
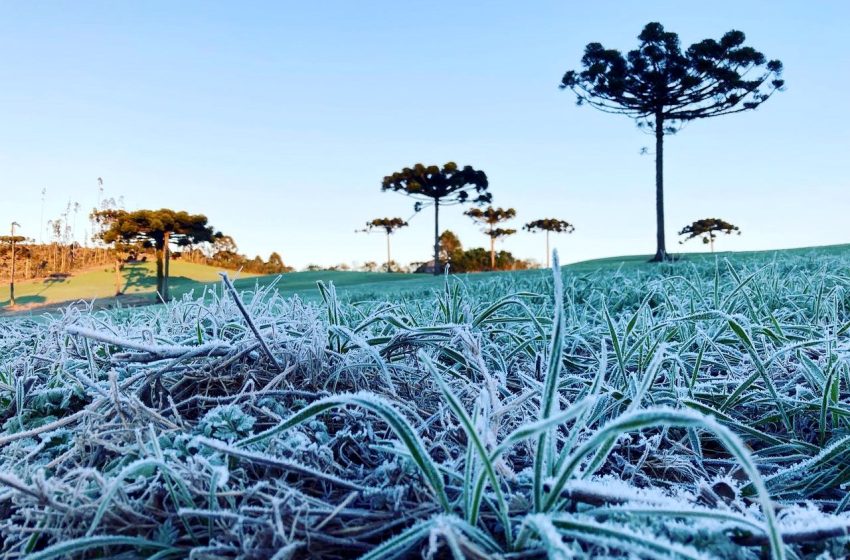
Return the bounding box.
[365,217,408,272]
[438,230,462,262]
[91,209,138,296]
[561,22,783,262]
[97,209,217,302]
[465,206,517,270]
[524,219,575,268]
[267,252,287,273]
[1,222,25,306]
[382,162,490,275]
[678,218,740,252]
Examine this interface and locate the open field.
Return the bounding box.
[0,261,260,311]
[2,246,850,558]
[4,244,849,317]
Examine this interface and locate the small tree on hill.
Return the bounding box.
[266,252,289,274]
[98,209,217,302]
[1,222,25,306]
[524,219,575,268]
[465,206,517,270]
[561,22,783,262]
[91,209,137,296]
[382,162,490,275]
[678,218,740,252]
[438,230,463,263]
[365,217,408,272]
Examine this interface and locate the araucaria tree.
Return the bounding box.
[560,22,783,261]
[91,209,136,296]
[465,206,516,270]
[365,217,408,272]
[678,218,740,252]
[98,209,217,302]
[382,162,490,275]
[524,218,575,268]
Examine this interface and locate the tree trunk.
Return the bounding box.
[545,231,550,269]
[652,112,667,262]
[163,232,171,302]
[386,231,391,273]
[490,236,495,271]
[433,200,440,276]
[114,256,122,296]
[9,238,16,306]
[710,236,715,253]
[155,246,164,300]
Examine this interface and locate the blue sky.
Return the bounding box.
[1,1,848,269]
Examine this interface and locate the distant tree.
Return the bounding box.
[448,248,532,273]
[678,218,740,252]
[98,209,217,302]
[524,219,575,268]
[381,260,404,273]
[465,206,517,270]
[1,222,25,306]
[266,252,289,273]
[382,162,490,275]
[561,22,784,262]
[365,217,408,272]
[361,261,379,272]
[439,230,463,262]
[91,209,137,295]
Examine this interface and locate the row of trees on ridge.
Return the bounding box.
[368,22,780,271]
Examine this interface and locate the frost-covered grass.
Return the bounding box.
[2,249,850,558]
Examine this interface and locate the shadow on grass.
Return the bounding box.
[123,264,154,293]
[0,294,47,309]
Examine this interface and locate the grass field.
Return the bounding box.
[4,243,849,315]
[2,245,850,558]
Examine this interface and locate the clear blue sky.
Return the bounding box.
[1,1,848,269]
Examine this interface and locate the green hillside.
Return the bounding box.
[3,243,849,317]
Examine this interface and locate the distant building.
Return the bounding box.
[413,260,446,274]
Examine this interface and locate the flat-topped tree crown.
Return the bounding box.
[561,22,782,261]
[365,217,408,272]
[524,219,575,268]
[381,162,490,206]
[465,206,517,270]
[96,208,218,301]
[382,162,490,275]
[465,206,516,226]
[366,217,408,234]
[524,219,575,234]
[679,218,740,252]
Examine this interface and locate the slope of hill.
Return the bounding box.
[2,243,849,317]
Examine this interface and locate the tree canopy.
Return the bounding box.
[97,209,218,301]
[365,217,408,272]
[524,219,575,234]
[366,217,408,234]
[524,219,575,268]
[382,162,490,275]
[560,22,784,129]
[435,229,530,273]
[465,206,517,270]
[381,163,490,207]
[560,22,782,261]
[679,218,740,252]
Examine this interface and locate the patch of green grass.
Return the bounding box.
[4,243,850,315]
[0,261,251,308]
